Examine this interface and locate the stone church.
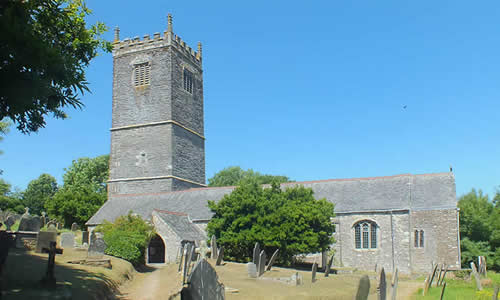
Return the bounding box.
[87,15,461,274]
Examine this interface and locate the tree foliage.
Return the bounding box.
[458,189,500,271]
[208,166,292,187]
[0,0,112,133]
[22,173,58,215]
[45,154,108,226]
[96,212,154,266]
[207,179,335,265]
[0,178,24,213]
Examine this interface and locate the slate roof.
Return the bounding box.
[153,210,206,241]
[86,172,456,225]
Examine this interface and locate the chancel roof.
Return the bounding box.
[87,172,456,225]
[152,210,206,242]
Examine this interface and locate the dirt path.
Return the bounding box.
[117,264,182,300]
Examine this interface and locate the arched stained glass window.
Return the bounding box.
[354,220,378,249]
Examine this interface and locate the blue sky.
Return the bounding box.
[2,0,499,198]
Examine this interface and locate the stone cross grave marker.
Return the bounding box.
[215,247,224,266]
[470,262,483,291]
[324,253,334,277]
[178,244,186,272]
[88,236,106,258]
[266,249,279,271]
[311,261,318,283]
[253,242,260,265]
[71,222,78,232]
[61,232,75,248]
[182,258,225,300]
[36,231,57,253]
[355,275,370,300]
[210,235,217,260]
[378,267,387,300]
[391,268,398,300]
[258,250,267,277]
[439,282,447,300]
[41,241,63,287]
[247,262,257,278]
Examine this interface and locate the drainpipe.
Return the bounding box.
[390,211,395,273]
[457,208,461,269]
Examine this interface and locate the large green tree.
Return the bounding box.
[208,166,291,187]
[45,154,109,226]
[0,0,112,133]
[0,178,24,213]
[207,179,335,265]
[22,174,58,215]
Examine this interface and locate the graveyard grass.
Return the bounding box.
[413,271,500,300]
[2,235,135,299]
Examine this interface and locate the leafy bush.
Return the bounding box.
[96,212,154,266]
[207,179,335,265]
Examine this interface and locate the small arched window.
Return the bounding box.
[354,220,377,249]
[414,230,424,248]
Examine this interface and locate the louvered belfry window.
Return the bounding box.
[183,68,193,93]
[134,62,151,87]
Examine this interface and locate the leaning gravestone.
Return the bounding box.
[18,215,42,232]
[247,262,257,278]
[391,268,399,300]
[178,244,186,272]
[355,275,370,300]
[71,222,79,232]
[312,262,318,283]
[82,231,89,244]
[215,247,224,266]
[88,237,106,258]
[258,250,267,277]
[470,262,482,291]
[61,232,75,248]
[211,235,217,260]
[4,216,15,231]
[379,267,387,300]
[181,259,225,300]
[325,253,334,277]
[253,242,260,265]
[266,249,279,271]
[36,231,57,253]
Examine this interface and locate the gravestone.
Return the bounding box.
[391,268,398,300]
[321,251,327,270]
[436,264,443,286]
[90,231,96,244]
[4,215,15,231]
[439,282,447,300]
[47,223,57,232]
[36,231,57,253]
[40,213,46,228]
[253,242,260,265]
[211,235,217,260]
[378,267,387,300]
[57,223,63,230]
[181,259,225,300]
[312,262,318,283]
[470,262,482,291]
[178,244,186,272]
[291,272,303,286]
[325,253,334,277]
[438,265,448,286]
[197,240,210,259]
[82,231,89,244]
[247,262,257,278]
[355,275,370,300]
[88,237,106,258]
[18,215,41,232]
[41,241,63,287]
[186,244,196,275]
[215,247,224,266]
[183,243,193,284]
[46,220,56,229]
[23,207,30,216]
[61,232,75,248]
[258,250,266,277]
[266,249,279,271]
[71,222,78,232]
[427,263,438,289]
[493,286,499,300]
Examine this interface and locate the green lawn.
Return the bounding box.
[414,271,500,300]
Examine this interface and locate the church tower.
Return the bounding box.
[108,14,206,198]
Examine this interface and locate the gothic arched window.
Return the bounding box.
[354,220,378,249]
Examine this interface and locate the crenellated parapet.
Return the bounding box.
[112,13,202,65]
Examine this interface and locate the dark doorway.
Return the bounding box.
[148,235,165,263]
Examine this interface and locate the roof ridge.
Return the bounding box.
[153,209,188,216]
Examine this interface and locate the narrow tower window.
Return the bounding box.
[415,229,424,248]
[419,230,424,248]
[134,62,151,86]
[183,68,193,93]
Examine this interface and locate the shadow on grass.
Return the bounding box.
[134,264,157,274]
[2,248,122,300]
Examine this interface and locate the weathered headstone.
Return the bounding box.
[82,231,89,244]
[181,259,225,300]
[90,231,96,244]
[71,222,79,232]
[355,275,370,300]
[178,244,186,272]
[183,243,193,283]
[186,244,196,275]
[427,263,438,289]
[47,223,57,232]
[391,268,398,300]
[291,272,303,286]
[88,237,106,258]
[378,267,387,300]
[325,253,334,277]
[423,275,430,296]
[41,241,63,287]
[470,262,482,291]
[253,242,260,265]
[311,262,318,283]
[40,213,46,228]
[18,215,42,232]
[215,247,224,266]
[258,250,266,277]
[210,235,217,260]
[438,265,448,286]
[436,264,443,286]
[57,222,63,230]
[247,262,257,278]
[493,286,499,300]
[36,231,57,253]
[266,249,279,271]
[61,232,75,248]
[439,282,447,300]
[4,215,15,231]
[197,240,210,260]
[321,251,327,270]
